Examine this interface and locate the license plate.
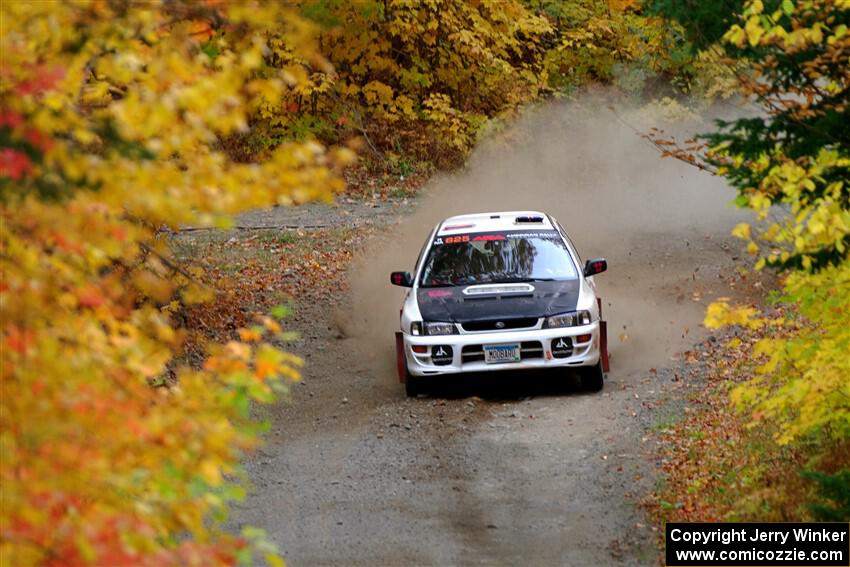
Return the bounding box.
[483,344,520,364]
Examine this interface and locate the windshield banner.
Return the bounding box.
[433,230,560,246]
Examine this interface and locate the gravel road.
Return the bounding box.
[229,101,749,566]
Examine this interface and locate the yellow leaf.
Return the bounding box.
[200,460,222,486]
[732,222,751,240]
[745,16,765,46]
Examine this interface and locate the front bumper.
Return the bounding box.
[401,322,601,377]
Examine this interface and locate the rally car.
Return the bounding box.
[390,211,610,397]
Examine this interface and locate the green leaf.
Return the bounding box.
[271,304,291,319]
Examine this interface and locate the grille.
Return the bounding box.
[461,341,544,364]
[461,318,539,332]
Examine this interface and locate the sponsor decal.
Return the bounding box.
[551,337,573,359]
[504,231,560,239]
[427,289,452,298]
[472,234,506,241]
[431,345,453,365]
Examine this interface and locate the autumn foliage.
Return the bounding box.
[1,2,351,565]
[706,0,850,456]
[234,0,679,168]
[651,0,850,524]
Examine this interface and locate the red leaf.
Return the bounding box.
[0,148,33,180]
[14,65,65,96]
[5,326,34,354]
[0,109,24,129]
[77,284,106,308]
[25,128,54,152]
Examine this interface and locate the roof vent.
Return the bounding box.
[514,215,544,224]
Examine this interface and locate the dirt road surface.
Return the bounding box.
[229,102,748,566]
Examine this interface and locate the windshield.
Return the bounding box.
[419,230,578,287]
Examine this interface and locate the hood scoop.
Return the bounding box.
[462,283,535,298]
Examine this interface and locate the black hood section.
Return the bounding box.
[416,280,580,323]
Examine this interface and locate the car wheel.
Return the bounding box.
[404,369,424,397]
[580,361,604,392]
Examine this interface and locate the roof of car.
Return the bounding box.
[437,211,554,235]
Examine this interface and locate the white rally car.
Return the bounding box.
[391,211,610,397]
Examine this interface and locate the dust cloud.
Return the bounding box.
[347,97,746,382]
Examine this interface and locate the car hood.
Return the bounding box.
[415,280,581,323]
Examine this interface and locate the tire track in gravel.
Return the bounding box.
[231,99,748,566]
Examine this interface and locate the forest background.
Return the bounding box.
[1,0,847,564]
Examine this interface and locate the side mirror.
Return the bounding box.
[583,258,607,277]
[390,271,413,287]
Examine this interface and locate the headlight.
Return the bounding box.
[423,321,457,335]
[543,310,592,328]
[410,321,457,335]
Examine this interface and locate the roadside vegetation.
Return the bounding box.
[646,0,849,526]
[1,0,846,566]
[218,0,717,193]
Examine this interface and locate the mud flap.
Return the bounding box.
[600,320,610,373]
[597,297,610,373]
[395,331,407,383]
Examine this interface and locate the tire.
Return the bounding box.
[404,370,424,397]
[580,361,604,392]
